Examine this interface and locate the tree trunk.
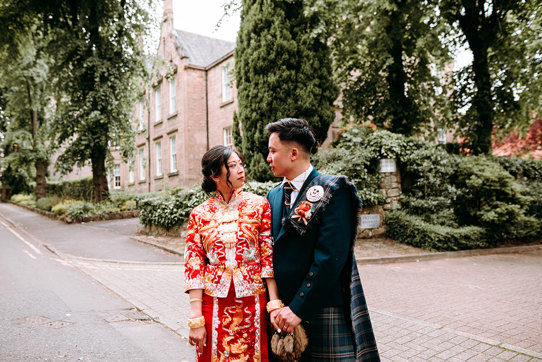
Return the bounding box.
[385,1,415,136]
[470,45,493,154]
[35,158,48,199]
[31,110,48,200]
[457,0,497,155]
[91,146,109,203]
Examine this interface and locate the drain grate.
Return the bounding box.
[14,315,73,329]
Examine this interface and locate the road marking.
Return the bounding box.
[0,218,42,255]
[23,249,37,260]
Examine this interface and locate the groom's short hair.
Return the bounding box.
[266,118,316,154]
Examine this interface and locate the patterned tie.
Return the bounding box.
[283,181,295,209]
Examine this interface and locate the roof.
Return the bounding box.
[175,30,235,68]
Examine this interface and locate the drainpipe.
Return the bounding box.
[205,69,209,151]
[147,92,151,192]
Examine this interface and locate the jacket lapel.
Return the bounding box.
[275,168,320,242]
[269,186,284,240]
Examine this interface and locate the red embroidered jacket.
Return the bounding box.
[184,189,274,298]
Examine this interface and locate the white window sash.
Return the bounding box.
[156,142,162,176]
[155,88,161,122]
[139,150,145,180]
[169,136,177,173]
[169,79,176,115]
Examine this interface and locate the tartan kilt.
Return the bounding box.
[307,306,357,361]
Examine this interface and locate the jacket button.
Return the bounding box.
[299,292,305,297]
[306,283,311,288]
[308,272,314,277]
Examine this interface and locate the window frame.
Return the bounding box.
[168,78,176,115]
[223,126,233,147]
[221,65,232,103]
[155,141,162,177]
[169,135,177,173]
[155,87,161,123]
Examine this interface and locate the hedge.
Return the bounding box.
[47,177,94,201]
[386,210,489,251]
[138,181,277,231]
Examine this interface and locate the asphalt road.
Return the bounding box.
[0,214,189,361]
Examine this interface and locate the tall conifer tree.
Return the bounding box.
[234,0,338,181]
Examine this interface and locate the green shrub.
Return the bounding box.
[492,156,542,181]
[139,188,207,230]
[51,199,80,215]
[36,196,61,211]
[10,193,36,208]
[138,182,275,231]
[243,180,277,196]
[386,210,488,251]
[47,177,94,201]
[452,156,539,241]
[65,202,97,220]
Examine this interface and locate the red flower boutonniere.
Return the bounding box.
[292,200,314,225]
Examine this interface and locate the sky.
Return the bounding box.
[165,1,472,68]
[171,1,241,42]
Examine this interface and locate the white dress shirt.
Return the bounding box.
[282,165,313,206]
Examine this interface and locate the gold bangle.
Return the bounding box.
[266,299,284,313]
[187,316,205,329]
[189,298,203,303]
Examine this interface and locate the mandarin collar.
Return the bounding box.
[213,187,243,205]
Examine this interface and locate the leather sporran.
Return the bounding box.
[270,325,309,361]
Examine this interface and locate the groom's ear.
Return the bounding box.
[291,147,299,161]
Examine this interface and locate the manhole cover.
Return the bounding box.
[42,320,73,329]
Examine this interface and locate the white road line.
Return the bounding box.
[23,249,37,260]
[0,218,43,255]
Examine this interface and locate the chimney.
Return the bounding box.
[163,0,174,33]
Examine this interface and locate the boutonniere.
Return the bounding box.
[292,200,314,225]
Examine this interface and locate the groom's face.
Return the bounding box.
[267,132,293,178]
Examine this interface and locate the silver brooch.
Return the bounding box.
[306,185,324,202]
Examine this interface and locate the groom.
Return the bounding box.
[266,118,379,361]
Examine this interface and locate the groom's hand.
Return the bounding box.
[275,307,302,334]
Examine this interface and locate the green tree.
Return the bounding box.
[440,0,542,154]
[234,0,339,181]
[307,0,452,136]
[0,6,54,199]
[39,0,156,202]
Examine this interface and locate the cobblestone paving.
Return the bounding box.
[67,250,542,361]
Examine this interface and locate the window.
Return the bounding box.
[138,100,145,131]
[155,141,162,177]
[222,65,232,102]
[223,126,233,147]
[169,135,177,173]
[168,78,176,115]
[437,128,447,144]
[139,149,145,181]
[155,87,161,122]
[113,164,121,189]
[128,158,135,184]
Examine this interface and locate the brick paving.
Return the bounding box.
[66,250,542,361]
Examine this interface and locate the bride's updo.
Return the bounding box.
[201,145,244,193]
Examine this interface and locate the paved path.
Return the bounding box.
[2,203,541,361]
[66,251,542,361]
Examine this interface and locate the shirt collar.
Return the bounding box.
[282,165,313,192]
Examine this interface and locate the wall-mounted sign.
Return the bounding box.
[380,158,396,173]
[361,214,381,229]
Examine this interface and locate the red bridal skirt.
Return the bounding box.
[196,284,269,361]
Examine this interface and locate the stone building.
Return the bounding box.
[109,0,237,192]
